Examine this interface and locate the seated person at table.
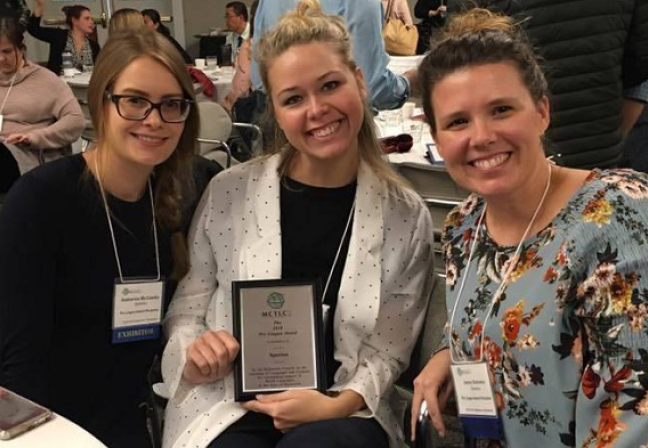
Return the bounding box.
[0,17,84,193]
[108,8,145,36]
[0,29,214,448]
[411,7,648,448]
[143,8,192,64]
[27,0,100,74]
[160,2,434,448]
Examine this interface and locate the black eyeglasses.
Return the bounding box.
[105,92,193,123]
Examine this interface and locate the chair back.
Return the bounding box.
[196,101,235,168]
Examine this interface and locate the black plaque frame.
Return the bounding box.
[232,279,327,401]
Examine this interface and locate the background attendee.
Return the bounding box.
[142,8,192,64]
[0,17,84,190]
[381,0,414,25]
[108,8,145,36]
[414,0,446,54]
[448,0,648,169]
[0,30,208,448]
[622,80,648,172]
[224,1,249,62]
[222,0,258,113]
[160,2,434,448]
[251,0,416,112]
[27,0,99,74]
[0,0,30,27]
[412,8,648,448]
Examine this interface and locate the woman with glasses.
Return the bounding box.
[27,0,100,74]
[0,29,203,448]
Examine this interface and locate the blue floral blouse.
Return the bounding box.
[442,169,648,448]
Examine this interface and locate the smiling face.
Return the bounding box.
[268,41,367,175]
[430,62,550,201]
[72,10,95,35]
[102,56,185,171]
[0,36,22,74]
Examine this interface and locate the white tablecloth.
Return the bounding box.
[199,67,235,105]
[375,105,443,168]
[3,413,107,448]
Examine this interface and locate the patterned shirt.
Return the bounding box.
[63,33,93,71]
[442,169,648,448]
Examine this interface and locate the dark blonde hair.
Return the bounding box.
[108,8,145,35]
[419,8,548,132]
[87,30,198,278]
[255,0,409,192]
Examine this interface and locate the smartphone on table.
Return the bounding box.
[0,387,52,440]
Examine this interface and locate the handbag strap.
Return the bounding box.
[385,0,395,22]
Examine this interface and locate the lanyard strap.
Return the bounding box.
[449,163,552,365]
[0,71,18,116]
[94,155,161,283]
[321,198,356,304]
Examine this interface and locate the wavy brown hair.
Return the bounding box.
[418,7,547,132]
[255,0,411,193]
[87,29,198,278]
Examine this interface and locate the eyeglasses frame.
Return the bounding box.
[105,92,194,123]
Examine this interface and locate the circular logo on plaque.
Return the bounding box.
[267,292,285,309]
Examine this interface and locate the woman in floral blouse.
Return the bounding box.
[411,7,648,448]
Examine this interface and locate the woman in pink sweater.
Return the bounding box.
[0,17,84,191]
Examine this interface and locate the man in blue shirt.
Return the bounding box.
[251,0,415,111]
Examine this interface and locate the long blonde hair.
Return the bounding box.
[87,29,198,278]
[255,0,410,192]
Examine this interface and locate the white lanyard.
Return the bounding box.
[449,163,552,365]
[0,71,19,116]
[94,156,161,283]
[321,198,356,303]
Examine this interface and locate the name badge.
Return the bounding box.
[451,363,504,440]
[112,279,164,344]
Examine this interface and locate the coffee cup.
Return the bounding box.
[194,58,206,68]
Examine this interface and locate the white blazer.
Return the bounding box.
[161,155,434,448]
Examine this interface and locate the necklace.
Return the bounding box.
[449,162,553,364]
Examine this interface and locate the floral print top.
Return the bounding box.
[442,169,648,448]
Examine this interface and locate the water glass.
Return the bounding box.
[206,56,218,68]
[385,110,403,134]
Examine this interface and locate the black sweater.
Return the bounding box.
[0,154,218,448]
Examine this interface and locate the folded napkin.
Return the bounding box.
[188,67,215,98]
[379,133,413,154]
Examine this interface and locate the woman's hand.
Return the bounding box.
[242,389,365,431]
[4,133,32,147]
[183,330,240,384]
[411,348,453,440]
[429,5,446,17]
[32,0,44,17]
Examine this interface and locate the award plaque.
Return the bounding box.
[232,279,327,401]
